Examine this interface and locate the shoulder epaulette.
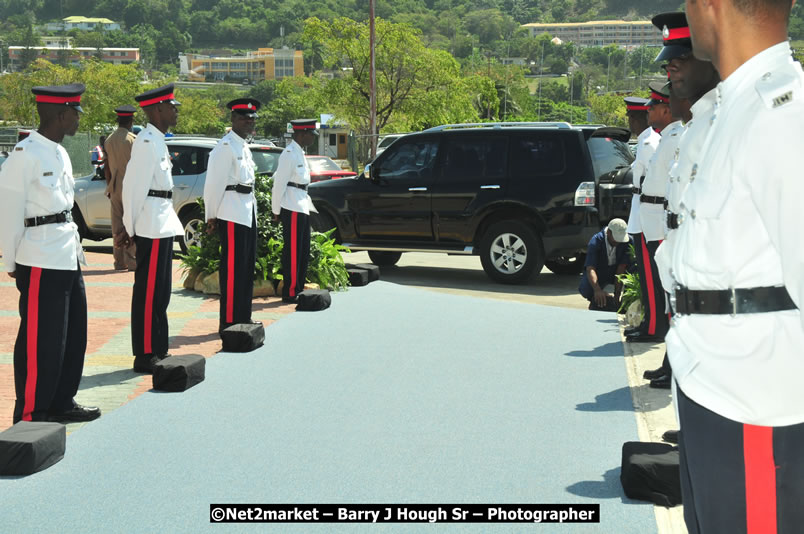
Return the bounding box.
[756,66,801,109]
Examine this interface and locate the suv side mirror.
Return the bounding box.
[363,162,375,180]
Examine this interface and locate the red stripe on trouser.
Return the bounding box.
[227,222,235,323]
[641,234,657,335]
[144,239,159,354]
[22,267,42,422]
[744,424,777,534]
[290,212,298,297]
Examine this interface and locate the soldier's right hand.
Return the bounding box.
[206,218,217,235]
[7,271,15,279]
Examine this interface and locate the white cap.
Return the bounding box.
[607,218,629,243]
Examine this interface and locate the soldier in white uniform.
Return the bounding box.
[0,84,100,424]
[626,82,674,343]
[649,12,720,393]
[664,0,804,531]
[204,98,261,332]
[622,96,660,338]
[116,84,183,373]
[272,119,317,303]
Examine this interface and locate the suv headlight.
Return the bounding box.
[574,181,596,206]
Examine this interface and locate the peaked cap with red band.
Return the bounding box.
[135,83,181,108]
[647,80,670,106]
[652,11,692,62]
[114,104,136,117]
[624,96,650,112]
[291,119,318,132]
[226,98,261,118]
[32,83,85,112]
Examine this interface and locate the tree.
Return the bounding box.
[18,23,42,71]
[173,89,226,136]
[254,77,324,138]
[303,17,476,143]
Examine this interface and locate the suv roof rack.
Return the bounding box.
[423,121,572,132]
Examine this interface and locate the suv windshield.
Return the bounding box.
[252,148,281,175]
[587,137,634,180]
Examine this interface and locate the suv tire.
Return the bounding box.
[179,206,203,253]
[544,253,587,275]
[479,220,544,284]
[71,205,88,241]
[368,251,402,266]
[310,211,339,240]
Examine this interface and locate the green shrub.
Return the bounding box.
[179,171,350,290]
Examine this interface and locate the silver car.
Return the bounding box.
[72,138,282,252]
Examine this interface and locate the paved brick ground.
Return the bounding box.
[0,249,294,432]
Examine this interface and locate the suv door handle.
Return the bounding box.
[408,187,428,192]
[480,185,500,189]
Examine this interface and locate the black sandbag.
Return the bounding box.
[347,268,369,287]
[345,263,380,282]
[620,441,682,507]
[0,421,65,476]
[221,322,265,352]
[296,289,331,311]
[152,354,206,392]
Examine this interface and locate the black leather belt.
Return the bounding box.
[287,182,308,191]
[148,189,172,199]
[667,211,680,229]
[24,209,72,228]
[640,194,665,205]
[671,286,798,316]
[632,186,641,195]
[225,184,253,194]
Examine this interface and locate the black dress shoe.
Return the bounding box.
[47,404,101,423]
[626,333,663,343]
[662,430,679,444]
[624,327,641,337]
[133,355,160,373]
[155,353,171,360]
[643,367,667,380]
[650,374,672,389]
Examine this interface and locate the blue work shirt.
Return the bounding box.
[578,229,631,300]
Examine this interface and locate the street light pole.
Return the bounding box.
[369,0,377,160]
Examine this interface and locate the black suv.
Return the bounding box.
[309,122,634,283]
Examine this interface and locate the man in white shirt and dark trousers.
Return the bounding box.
[0,84,100,424]
[661,1,804,531]
[204,98,261,332]
[116,84,183,373]
[272,119,317,303]
[622,96,660,339]
[626,82,674,343]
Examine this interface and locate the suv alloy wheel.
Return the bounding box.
[179,206,203,253]
[479,220,544,284]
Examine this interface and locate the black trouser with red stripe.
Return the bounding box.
[12,264,87,424]
[131,236,173,358]
[636,235,668,337]
[677,386,804,534]
[280,208,310,300]
[217,213,257,331]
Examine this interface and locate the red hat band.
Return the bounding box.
[293,124,316,130]
[650,91,669,103]
[231,103,255,111]
[139,93,175,107]
[663,27,691,42]
[626,104,649,111]
[116,112,134,117]
[36,94,81,105]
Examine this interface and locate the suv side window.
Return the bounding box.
[441,136,507,182]
[169,146,207,176]
[509,135,566,177]
[378,139,439,180]
[586,137,634,180]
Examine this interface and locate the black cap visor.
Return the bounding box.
[655,44,692,62]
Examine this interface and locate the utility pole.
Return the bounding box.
[537,41,544,120]
[606,53,611,93]
[369,0,377,160]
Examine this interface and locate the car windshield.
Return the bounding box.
[587,137,634,180]
[307,157,342,173]
[252,149,281,175]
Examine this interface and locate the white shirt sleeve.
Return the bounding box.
[0,149,30,272]
[272,148,293,216]
[122,137,156,236]
[203,142,231,221]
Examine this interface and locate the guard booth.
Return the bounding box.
[317,114,349,160]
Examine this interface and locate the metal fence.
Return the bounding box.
[0,127,102,177]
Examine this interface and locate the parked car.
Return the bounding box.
[375,133,405,157]
[306,155,358,182]
[308,121,634,283]
[72,138,282,252]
